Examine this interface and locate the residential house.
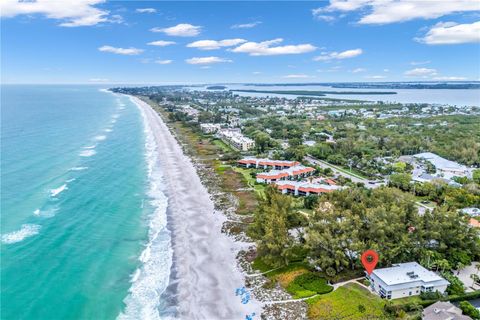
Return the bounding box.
[368,262,449,300]
[256,165,315,184]
[422,301,471,320]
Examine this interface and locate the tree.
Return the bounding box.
[459,301,480,320]
[250,186,293,267]
[473,169,480,184]
[254,132,272,153]
[392,161,407,173]
[304,195,319,210]
[389,173,412,191]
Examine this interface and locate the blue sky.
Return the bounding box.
[1,0,479,84]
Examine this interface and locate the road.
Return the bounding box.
[305,155,385,189]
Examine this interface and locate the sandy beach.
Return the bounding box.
[131,96,261,319]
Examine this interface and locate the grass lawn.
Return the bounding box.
[390,295,423,306]
[233,167,265,198]
[307,283,388,320]
[317,159,368,180]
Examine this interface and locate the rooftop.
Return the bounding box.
[372,262,449,287]
[414,152,469,172]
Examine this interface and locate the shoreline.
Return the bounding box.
[129,96,262,319]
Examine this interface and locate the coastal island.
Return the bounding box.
[230,89,397,96]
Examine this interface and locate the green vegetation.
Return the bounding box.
[232,89,397,96]
[286,273,333,298]
[459,301,480,319]
[307,283,388,320]
[120,90,480,320]
[306,188,479,272]
[212,139,234,153]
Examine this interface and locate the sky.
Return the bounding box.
[1,0,480,84]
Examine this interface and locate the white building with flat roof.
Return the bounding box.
[413,152,472,180]
[368,262,449,300]
[200,123,221,134]
[217,129,255,151]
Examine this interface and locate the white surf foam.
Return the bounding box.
[71,166,88,171]
[94,135,106,141]
[1,224,41,244]
[80,149,96,157]
[104,128,113,133]
[50,184,67,197]
[111,119,117,124]
[33,206,59,218]
[84,145,96,149]
[118,97,172,320]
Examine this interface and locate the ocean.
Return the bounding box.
[1,85,172,319]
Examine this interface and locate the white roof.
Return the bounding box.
[460,207,480,216]
[413,152,469,172]
[372,262,449,288]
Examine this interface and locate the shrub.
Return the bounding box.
[286,272,333,298]
[420,291,442,300]
[459,301,480,319]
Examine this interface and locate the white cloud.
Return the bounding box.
[313,0,480,24]
[416,21,480,45]
[231,21,262,29]
[253,71,262,74]
[185,56,232,65]
[433,76,467,81]
[187,39,247,50]
[98,45,143,55]
[283,74,315,79]
[317,66,342,72]
[155,59,173,65]
[352,67,366,73]
[410,60,430,65]
[151,23,201,37]
[404,68,438,77]
[383,69,389,72]
[136,8,156,13]
[314,15,336,22]
[147,40,176,47]
[231,38,316,56]
[0,0,113,27]
[365,75,386,79]
[89,78,109,82]
[314,48,363,61]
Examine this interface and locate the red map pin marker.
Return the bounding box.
[361,250,379,275]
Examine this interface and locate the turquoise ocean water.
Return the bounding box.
[1,85,172,319]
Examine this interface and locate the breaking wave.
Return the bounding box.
[50,184,68,197]
[118,96,172,320]
[1,224,41,244]
[80,149,96,157]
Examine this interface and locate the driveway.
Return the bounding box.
[305,155,384,189]
[456,262,480,292]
